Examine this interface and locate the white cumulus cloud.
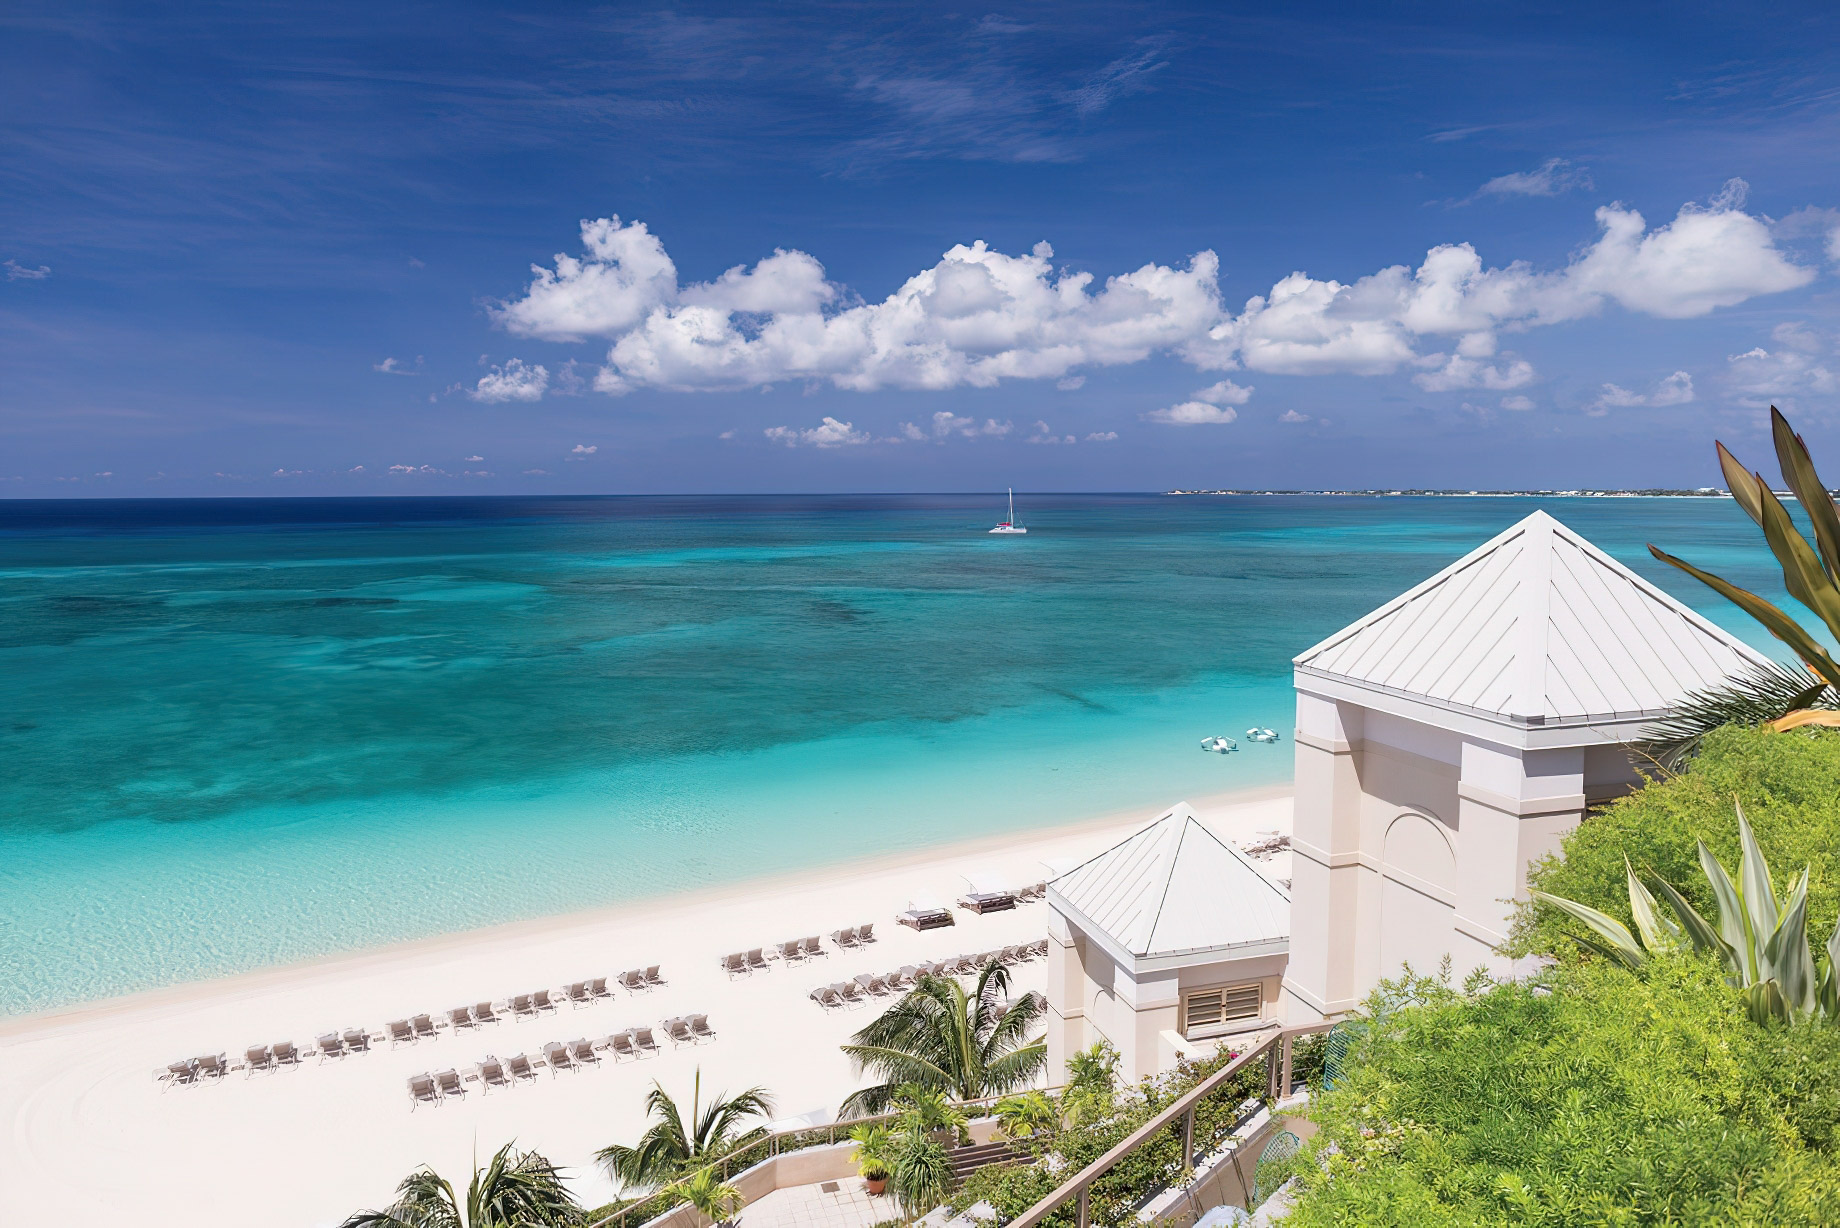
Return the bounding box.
[1084,430,1118,442]
[1147,401,1238,425]
[470,358,549,402]
[1193,379,1253,405]
[1725,326,1839,408]
[763,417,871,448]
[4,258,49,281]
[571,444,598,455]
[1588,371,1695,415]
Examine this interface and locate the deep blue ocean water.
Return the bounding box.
[0,494,1793,1015]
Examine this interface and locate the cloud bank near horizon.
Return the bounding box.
[487,181,1818,406]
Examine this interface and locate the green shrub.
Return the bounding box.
[1285,959,1840,1226]
[1514,725,1840,961]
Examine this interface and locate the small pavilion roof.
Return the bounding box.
[1294,509,1771,726]
[1048,803,1289,963]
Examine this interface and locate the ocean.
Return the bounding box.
[0,493,1791,1015]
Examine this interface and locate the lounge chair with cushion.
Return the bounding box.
[345,1027,373,1054]
[409,1015,437,1041]
[196,1053,228,1079]
[243,1045,274,1077]
[687,1013,715,1042]
[506,1053,540,1083]
[533,989,559,1013]
[569,1038,601,1067]
[618,969,647,993]
[510,993,537,1018]
[477,1056,511,1091]
[386,1020,415,1047]
[434,1068,465,1100]
[472,1001,502,1026]
[543,1042,575,1075]
[447,1007,475,1030]
[857,922,876,943]
[810,985,843,1010]
[662,1017,696,1047]
[316,1034,345,1062]
[889,965,920,988]
[272,1040,302,1067]
[779,939,805,962]
[606,1032,639,1061]
[565,981,592,1008]
[643,965,665,988]
[835,981,864,1007]
[800,936,824,959]
[588,977,611,1001]
[855,973,889,997]
[720,952,748,979]
[630,1026,661,1055]
[159,1059,197,1087]
[830,926,859,949]
[408,1072,440,1109]
[746,947,771,974]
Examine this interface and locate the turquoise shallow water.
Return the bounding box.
[0,494,1793,1015]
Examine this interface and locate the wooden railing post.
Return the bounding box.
[1182,1103,1196,1170]
[1076,1186,1090,1228]
[1280,1033,1295,1101]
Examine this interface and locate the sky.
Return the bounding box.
[4,1,1840,496]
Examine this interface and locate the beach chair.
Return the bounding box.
[800,936,824,959]
[244,1045,274,1076]
[643,964,665,988]
[386,1020,415,1047]
[407,1072,440,1110]
[687,1013,715,1042]
[434,1068,466,1100]
[1018,880,1048,902]
[720,952,748,979]
[779,939,805,963]
[447,1006,475,1030]
[618,969,647,993]
[630,1025,661,1055]
[830,926,859,949]
[588,976,611,1001]
[663,1017,696,1047]
[745,948,771,974]
[606,1032,639,1061]
[835,981,865,1008]
[569,1038,601,1067]
[477,1056,511,1091]
[1031,938,1049,957]
[857,922,876,944]
[999,944,1026,965]
[951,954,980,975]
[889,965,920,989]
[506,1053,540,1083]
[565,981,592,1008]
[855,973,890,997]
[316,1034,346,1062]
[196,1053,228,1079]
[543,1042,575,1075]
[345,1027,373,1053]
[510,993,538,1018]
[533,989,559,1013]
[809,986,843,1010]
[409,1015,437,1041]
[472,1001,502,1026]
[160,1059,197,1087]
[272,1040,302,1067]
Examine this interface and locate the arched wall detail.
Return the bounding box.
[1379,809,1459,978]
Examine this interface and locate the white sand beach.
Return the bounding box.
[0,787,1291,1228]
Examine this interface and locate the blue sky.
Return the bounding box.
[4,2,1840,496]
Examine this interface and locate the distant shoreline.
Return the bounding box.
[1164,488,1738,498]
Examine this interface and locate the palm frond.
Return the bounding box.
[341,1167,462,1228]
[1633,659,1834,772]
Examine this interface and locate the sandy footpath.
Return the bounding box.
[0,786,1292,1228]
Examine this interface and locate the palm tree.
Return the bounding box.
[670,1168,744,1226]
[839,961,1046,1117]
[595,1070,774,1194]
[341,1143,578,1228]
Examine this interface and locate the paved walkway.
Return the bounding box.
[734,1175,893,1228]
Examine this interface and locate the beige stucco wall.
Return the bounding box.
[1284,686,1639,1023]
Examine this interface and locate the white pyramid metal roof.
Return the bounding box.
[1294,509,1771,724]
[1047,802,1289,963]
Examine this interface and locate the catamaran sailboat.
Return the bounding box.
[989,488,1027,534]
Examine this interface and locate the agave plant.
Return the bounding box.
[1642,406,1840,763]
[1531,800,1840,1025]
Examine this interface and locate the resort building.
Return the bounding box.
[1045,802,1291,1082]
[1280,510,1769,1022]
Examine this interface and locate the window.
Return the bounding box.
[1184,984,1262,1037]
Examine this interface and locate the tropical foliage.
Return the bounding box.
[670,1168,743,1226]
[839,963,1046,1117]
[992,1089,1058,1139]
[595,1071,773,1194]
[849,1122,892,1181]
[1639,405,1840,764]
[1282,962,1840,1226]
[341,1143,579,1228]
[886,1098,955,1218]
[1533,799,1840,1024]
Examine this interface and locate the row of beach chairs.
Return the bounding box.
[405,1016,717,1108]
[720,926,876,978]
[808,940,1048,1010]
[157,967,667,1086]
